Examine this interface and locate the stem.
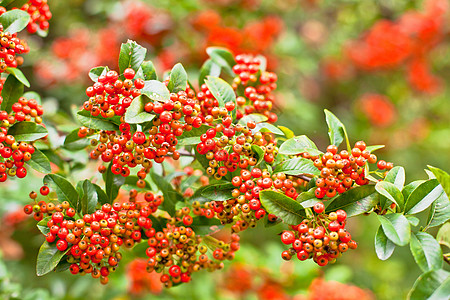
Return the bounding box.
[178,150,195,157]
[290,174,313,182]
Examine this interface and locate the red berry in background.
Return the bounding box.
[281,230,295,244]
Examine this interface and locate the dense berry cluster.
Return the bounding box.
[306,141,393,199]
[20,0,52,33]
[0,25,29,72]
[281,206,357,266]
[0,95,44,181]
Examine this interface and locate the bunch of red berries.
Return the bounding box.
[20,0,52,33]
[0,25,29,72]
[281,205,357,266]
[305,141,393,199]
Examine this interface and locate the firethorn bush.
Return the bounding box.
[0,2,450,299]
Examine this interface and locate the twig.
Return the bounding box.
[290,174,313,182]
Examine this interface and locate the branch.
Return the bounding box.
[290,174,313,182]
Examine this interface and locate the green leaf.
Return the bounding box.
[279,135,323,156]
[238,113,268,126]
[63,129,91,151]
[375,181,404,211]
[426,193,450,228]
[377,213,411,246]
[436,222,450,249]
[278,126,295,139]
[324,109,350,150]
[177,125,210,146]
[103,164,126,204]
[167,63,188,93]
[402,180,425,201]
[7,122,47,141]
[23,91,42,105]
[407,269,450,300]
[254,122,284,135]
[118,40,147,74]
[405,179,445,215]
[0,9,30,34]
[141,80,170,102]
[6,67,30,87]
[140,61,157,80]
[375,225,396,260]
[88,66,108,82]
[406,215,420,227]
[27,148,51,174]
[296,188,320,208]
[76,110,119,131]
[197,183,235,201]
[150,172,183,215]
[199,59,221,86]
[93,183,108,206]
[1,74,23,112]
[274,157,320,176]
[79,180,98,215]
[428,166,450,198]
[205,76,236,108]
[206,47,236,76]
[251,144,265,166]
[384,166,406,190]
[410,232,443,272]
[325,185,379,217]
[365,145,385,153]
[123,176,152,191]
[124,94,156,124]
[37,217,51,235]
[259,190,306,225]
[36,241,70,276]
[44,174,78,210]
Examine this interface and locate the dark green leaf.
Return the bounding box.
[296,188,320,208]
[103,163,126,204]
[178,125,210,146]
[6,67,30,87]
[8,122,47,141]
[259,190,306,225]
[254,122,284,135]
[36,241,69,276]
[27,148,51,174]
[375,225,396,260]
[206,47,236,76]
[88,66,108,82]
[407,269,450,300]
[205,76,236,108]
[118,40,146,74]
[76,110,119,131]
[167,63,188,93]
[324,109,349,149]
[1,74,23,112]
[410,232,443,272]
[200,183,235,201]
[405,179,445,215]
[93,184,108,206]
[377,213,411,246]
[151,172,183,215]
[124,94,156,124]
[238,113,268,125]
[140,61,157,80]
[384,166,405,190]
[428,165,450,198]
[190,216,223,235]
[37,217,51,235]
[375,181,404,211]
[44,174,79,210]
[80,180,98,214]
[279,135,323,156]
[325,185,379,217]
[274,157,320,176]
[199,59,221,86]
[141,80,170,102]
[251,144,265,166]
[123,176,152,191]
[63,129,91,150]
[0,9,29,34]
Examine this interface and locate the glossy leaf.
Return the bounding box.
[178,125,210,146]
[384,166,406,190]
[103,163,126,204]
[375,225,396,260]
[0,9,29,34]
[407,269,450,300]
[402,180,425,202]
[326,185,379,217]
[8,122,47,141]
[44,174,79,210]
[428,165,450,197]
[80,180,98,215]
[426,192,450,228]
[274,157,320,176]
[205,76,236,112]
[88,66,108,81]
[365,145,385,153]
[410,232,443,272]
[37,217,51,235]
[199,59,221,86]
[251,144,265,166]
[63,129,91,150]
[167,63,188,93]
[377,213,411,246]
[6,67,30,87]
[297,188,320,208]
[260,190,306,225]
[199,183,235,201]
[36,241,69,276]
[76,110,119,131]
[0,74,23,112]
[27,148,51,174]
[324,109,349,149]
[118,40,146,74]
[151,172,183,215]
[254,122,284,135]
[279,135,322,156]
[406,215,420,227]
[124,94,156,124]
[238,113,268,125]
[405,179,445,215]
[278,126,295,139]
[206,47,235,76]
[140,61,157,80]
[141,80,170,102]
[375,181,404,211]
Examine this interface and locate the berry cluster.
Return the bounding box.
[231,54,278,123]
[0,25,29,72]
[20,0,52,33]
[24,187,165,284]
[306,141,393,199]
[281,206,357,266]
[0,95,44,181]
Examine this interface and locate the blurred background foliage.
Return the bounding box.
[1,0,449,299]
